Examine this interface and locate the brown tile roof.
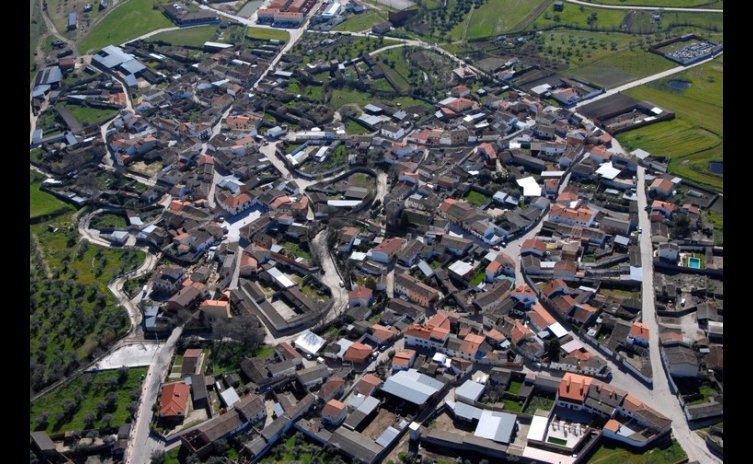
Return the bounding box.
[160,382,190,417]
[558,373,593,403]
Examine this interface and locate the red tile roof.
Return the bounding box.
[159,382,190,417]
[344,342,373,363]
[558,373,593,403]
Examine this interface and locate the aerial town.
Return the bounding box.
[29,0,722,463]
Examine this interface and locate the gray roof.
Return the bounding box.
[455,379,485,403]
[121,58,147,75]
[474,410,517,444]
[375,426,400,448]
[330,427,383,464]
[30,431,55,451]
[297,364,329,385]
[447,400,483,421]
[381,369,443,405]
[417,260,434,277]
[220,387,240,407]
[38,66,63,85]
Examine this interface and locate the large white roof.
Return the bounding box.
[516,176,542,197]
[596,162,621,180]
[381,369,443,405]
[474,410,517,443]
[294,330,326,355]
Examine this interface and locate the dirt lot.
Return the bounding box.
[362,408,399,440]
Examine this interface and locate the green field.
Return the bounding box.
[333,11,388,32]
[247,27,290,42]
[329,87,374,111]
[91,213,128,231]
[587,439,687,464]
[531,4,627,31]
[619,58,723,190]
[30,0,48,82]
[31,367,146,433]
[462,0,549,39]
[148,25,216,47]
[524,394,555,414]
[570,48,674,88]
[59,103,119,126]
[345,118,371,134]
[662,11,723,32]
[79,0,173,54]
[464,190,491,207]
[30,171,73,219]
[469,270,486,287]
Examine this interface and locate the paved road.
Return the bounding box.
[125,326,183,464]
[573,52,723,109]
[565,0,722,13]
[636,167,721,463]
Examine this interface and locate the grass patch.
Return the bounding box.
[502,398,523,412]
[464,190,491,207]
[91,213,128,231]
[247,27,290,42]
[79,0,173,54]
[548,436,568,446]
[58,103,119,126]
[469,270,486,287]
[210,342,249,375]
[329,87,373,111]
[532,3,627,31]
[148,25,216,47]
[508,379,523,395]
[30,367,146,433]
[587,439,687,464]
[254,345,276,359]
[345,118,371,134]
[280,240,312,261]
[259,432,321,464]
[333,11,387,32]
[30,171,73,219]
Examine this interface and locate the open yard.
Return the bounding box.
[587,439,687,464]
[570,48,674,88]
[259,432,323,464]
[333,11,388,32]
[464,190,491,207]
[91,213,128,231]
[30,171,74,219]
[619,58,723,190]
[524,393,555,414]
[30,367,147,433]
[530,4,627,31]
[79,0,173,53]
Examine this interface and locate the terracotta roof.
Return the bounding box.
[530,302,556,326]
[354,374,383,396]
[343,342,373,363]
[604,418,621,432]
[322,399,346,419]
[372,237,404,255]
[371,324,398,343]
[511,322,531,344]
[318,376,345,400]
[550,204,595,223]
[159,382,190,417]
[478,142,496,160]
[651,200,675,212]
[521,239,547,252]
[650,178,674,193]
[349,286,373,301]
[184,349,203,359]
[629,321,649,340]
[558,373,593,403]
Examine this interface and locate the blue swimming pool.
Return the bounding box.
[688,257,701,269]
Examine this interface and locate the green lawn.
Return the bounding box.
[91,213,128,231]
[247,27,290,42]
[705,209,723,234]
[587,439,687,464]
[30,367,146,433]
[59,102,119,126]
[333,11,388,32]
[329,87,373,111]
[464,0,548,39]
[30,171,73,219]
[281,240,312,261]
[148,25,216,47]
[210,342,251,375]
[619,58,723,190]
[464,190,491,207]
[259,433,320,464]
[254,345,276,359]
[79,0,173,53]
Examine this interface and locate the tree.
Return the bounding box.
[671,213,691,239]
[547,338,561,362]
[214,438,229,454]
[83,412,96,429]
[117,366,129,384]
[150,450,166,464]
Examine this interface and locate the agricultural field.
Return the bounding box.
[587,439,687,464]
[90,213,128,231]
[246,26,291,42]
[570,48,674,88]
[58,102,119,127]
[292,32,395,65]
[30,367,147,433]
[148,25,217,47]
[457,0,549,40]
[30,206,145,393]
[619,58,723,190]
[79,0,173,54]
[333,10,388,32]
[531,3,627,31]
[30,171,74,220]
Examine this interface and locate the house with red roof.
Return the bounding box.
[159,382,191,424]
[322,399,347,425]
[391,349,416,371]
[343,342,373,365]
[627,321,649,347]
[349,286,373,308]
[651,200,675,218]
[369,237,405,264]
[485,251,515,282]
[556,373,594,411]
